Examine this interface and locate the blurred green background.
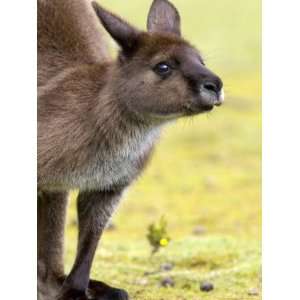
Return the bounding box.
[66,0,261,299]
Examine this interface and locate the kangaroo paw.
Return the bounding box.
[87,280,129,300]
[57,288,90,300]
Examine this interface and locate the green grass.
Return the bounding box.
[65,0,261,299]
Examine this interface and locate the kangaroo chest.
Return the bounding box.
[62,127,161,191]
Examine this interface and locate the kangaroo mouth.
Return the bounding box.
[199,87,224,107]
[184,88,224,115]
[183,99,215,115]
[183,103,213,116]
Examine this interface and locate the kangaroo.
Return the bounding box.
[37,0,224,299]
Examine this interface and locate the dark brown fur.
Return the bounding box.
[38,1,223,299]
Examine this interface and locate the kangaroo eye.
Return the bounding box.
[154,62,172,77]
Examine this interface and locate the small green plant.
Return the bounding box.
[147,216,171,255]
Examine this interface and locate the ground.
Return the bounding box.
[65,0,261,299]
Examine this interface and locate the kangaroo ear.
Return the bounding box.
[147,0,181,36]
[92,2,140,54]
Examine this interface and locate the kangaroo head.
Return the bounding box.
[92,0,224,122]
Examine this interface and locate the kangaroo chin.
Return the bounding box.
[37,0,224,299]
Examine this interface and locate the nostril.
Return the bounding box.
[203,82,218,94]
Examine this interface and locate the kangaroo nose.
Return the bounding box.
[202,78,222,95]
[200,77,224,107]
[203,82,219,94]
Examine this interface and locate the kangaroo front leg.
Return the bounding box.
[58,190,129,300]
[38,191,68,300]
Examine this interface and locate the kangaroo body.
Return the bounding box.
[38,0,158,192]
[38,1,223,299]
[38,0,109,85]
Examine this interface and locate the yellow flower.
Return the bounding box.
[160,238,169,247]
